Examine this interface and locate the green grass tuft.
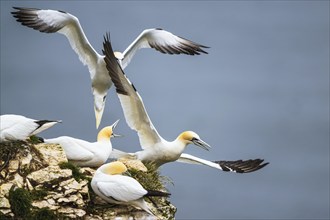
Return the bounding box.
[28,135,44,144]
[30,189,48,201]
[7,187,62,219]
[0,211,11,219]
[8,187,32,217]
[128,162,167,191]
[127,162,172,210]
[59,161,86,181]
[30,208,58,220]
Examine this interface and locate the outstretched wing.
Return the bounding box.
[102,33,162,149]
[121,28,209,69]
[178,153,269,173]
[11,7,99,79]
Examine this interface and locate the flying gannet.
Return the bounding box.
[43,120,120,167]
[103,33,269,173]
[0,114,61,142]
[91,161,170,216]
[11,7,209,129]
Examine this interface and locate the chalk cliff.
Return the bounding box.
[0,140,176,219]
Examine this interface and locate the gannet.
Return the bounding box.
[43,120,120,167]
[0,114,61,142]
[11,7,209,128]
[91,161,170,216]
[103,33,269,173]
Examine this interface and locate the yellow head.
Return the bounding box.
[178,131,200,143]
[97,120,120,141]
[177,131,211,151]
[101,161,128,175]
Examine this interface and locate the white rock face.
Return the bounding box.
[0,141,176,219]
[27,165,72,185]
[33,143,68,165]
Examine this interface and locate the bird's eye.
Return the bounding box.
[191,137,198,141]
[103,96,107,102]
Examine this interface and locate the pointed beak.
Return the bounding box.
[111,119,122,138]
[192,138,211,151]
[95,106,105,129]
[111,119,119,129]
[93,91,107,129]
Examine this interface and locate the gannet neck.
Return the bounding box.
[101,161,127,175]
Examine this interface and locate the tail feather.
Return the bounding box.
[31,120,61,135]
[139,190,170,216]
[145,190,171,198]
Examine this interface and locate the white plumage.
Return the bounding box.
[44,120,120,167]
[103,34,269,173]
[12,7,209,128]
[0,114,60,142]
[91,161,170,216]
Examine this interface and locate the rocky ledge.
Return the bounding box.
[0,140,176,219]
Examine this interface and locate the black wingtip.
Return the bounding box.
[102,32,113,56]
[102,32,112,61]
[102,32,130,96]
[11,7,20,15]
[178,35,210,55]
[257,161,270,170]
[214,158,269,173]
[35,120,59,127]
[12,6,23,10]
[102,32,111,51]
[11,6,41,12]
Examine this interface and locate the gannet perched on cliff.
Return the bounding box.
[11,7,209,129]
[0,114,60,142]
[43,120,120,167]
[91,161,170,215]
[103,33,269,173]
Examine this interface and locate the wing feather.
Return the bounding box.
[0,115,36,141]
[178,153,269,173]
[0,115,60,141]
[45,137,94,161]
[102,33,162,149]
[97,176,147,202]
[121,28,209,69]
[12,7,99,79]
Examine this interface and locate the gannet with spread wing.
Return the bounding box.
[102,33,268,173]
[11,7,209,128]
